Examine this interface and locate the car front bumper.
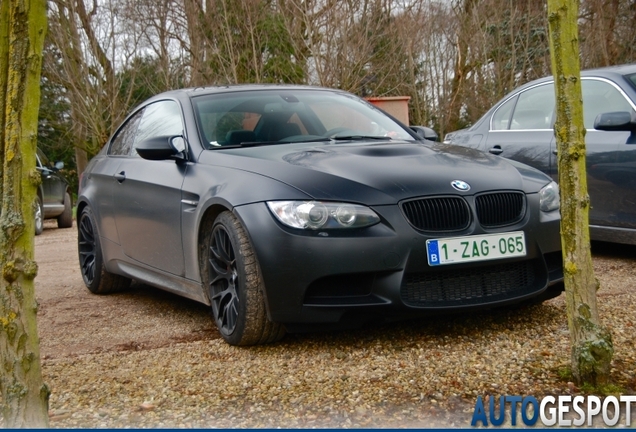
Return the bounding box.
[234,197,563,328]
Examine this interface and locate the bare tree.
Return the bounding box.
[0,0,50,426]
[547,0,613,385]
[38,0,636,164]
[45,0,142,175]
[579,0,635,68]
[178,0,305,85]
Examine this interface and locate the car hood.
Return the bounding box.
[199,141,551,205]
[444,128,469,143]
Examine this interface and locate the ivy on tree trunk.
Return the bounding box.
[546,0,613,386]
[0,0,50,427]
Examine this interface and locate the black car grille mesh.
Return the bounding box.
[401,197,470,231]
[475,192,526,227]
[401,193,526,232]
[401,261,538,307]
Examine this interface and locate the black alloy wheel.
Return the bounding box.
[205,211,284,346]
[77,207,130,294]
[209,222,240,337]
[78,208,97,287]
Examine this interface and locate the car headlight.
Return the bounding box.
[539,181,560,212]
[267,201,380,230]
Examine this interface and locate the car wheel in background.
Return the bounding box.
[78,207,131,294]
[57,191,73,228]
[35,196,44,236]
[204,211,284,346]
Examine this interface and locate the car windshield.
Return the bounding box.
[191,89,416,148]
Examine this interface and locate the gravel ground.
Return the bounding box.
[12,223,636,427]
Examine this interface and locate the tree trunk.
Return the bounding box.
[546,0,613,386]
[75,146,89,179]
[447,0,477,132]
[0,0,50,427]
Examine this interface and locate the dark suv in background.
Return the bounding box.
[35,148,73,235]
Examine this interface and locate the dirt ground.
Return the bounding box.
[35,220,219,360]
[29,221,636,428]
[34,219,636,360]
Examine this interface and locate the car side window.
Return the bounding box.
[36,148,49,168]
[109,109,144,156]
[509,84,555,130]
[491,96,516,130]
[582,79,635,129]
[133,100,184,153]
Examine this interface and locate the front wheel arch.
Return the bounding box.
[197,204,275,318]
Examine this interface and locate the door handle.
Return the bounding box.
[488,145,503,155]
[114,171,126,183]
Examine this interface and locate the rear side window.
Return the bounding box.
[491,96,516,130]
[36,148,49,168]
[509,84,555,130]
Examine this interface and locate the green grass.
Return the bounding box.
[555,364,626,395]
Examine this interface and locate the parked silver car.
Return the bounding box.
[445,64,636,245]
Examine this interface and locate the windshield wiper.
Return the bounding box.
[216,137,332,149]
[278,137,331,144]
[331,135,392,141]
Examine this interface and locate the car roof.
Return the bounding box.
[581,63,636,76]
[146,84,340,102]
[513,63,636,91]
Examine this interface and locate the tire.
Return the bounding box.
[34,195,44,236]
[57,191,73,228]
[77,207,131,294]
[203,211,284,346]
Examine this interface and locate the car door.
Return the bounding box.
[94,109,145,245]
[37,149,65,209]
[111,100,188,276]
[573,78,636,230]
[483,83,555,175]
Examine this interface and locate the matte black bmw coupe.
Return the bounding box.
[77,85,564,345]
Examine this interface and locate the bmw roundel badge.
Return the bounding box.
[451,180,471,191]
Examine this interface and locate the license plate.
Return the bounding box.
[426,231,526,266]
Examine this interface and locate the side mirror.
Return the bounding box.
[136,135,187,161]
[54,161,64,170]
[410,126,439,142]
[594,111,636,132]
